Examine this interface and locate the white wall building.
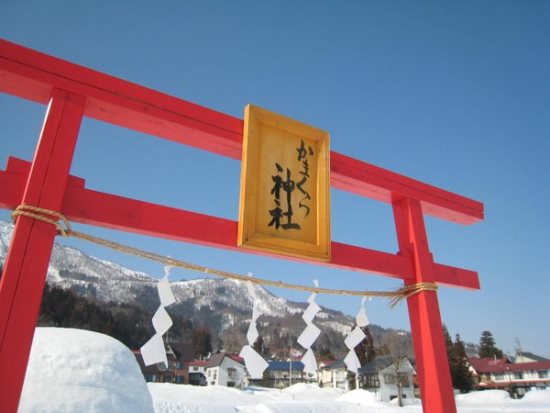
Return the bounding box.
[319,356,415,401]
[188,360,207,386]
[205,353,247,388]
[469,354,550,398]
[318,359,349,390]
[359,356,416,402]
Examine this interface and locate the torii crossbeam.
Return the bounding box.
[0,39,483,413]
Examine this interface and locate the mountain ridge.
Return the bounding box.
[0,221,372,355]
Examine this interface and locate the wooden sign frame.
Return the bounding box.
[238,105,331,261]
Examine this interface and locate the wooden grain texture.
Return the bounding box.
[238,105,331,261]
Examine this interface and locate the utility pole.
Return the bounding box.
[289,336,293,387]
[514,338,523,362]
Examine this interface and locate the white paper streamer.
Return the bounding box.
[140,266,176,367]
[141,334,167,367]
[297,323,321,350]
[344,348,361,373]
[301,348,317,375]
[152,306,173,335]
[356,296,369,327]
[297,280,321,374]
[158,276,176,307]
[240,274,269,379]
[239,345,269,379]
[345,326,366,349]
[343,297,370,373]
[246,320,259,345]
[302,301,321,324]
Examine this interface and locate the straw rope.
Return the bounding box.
[12,204,438,306]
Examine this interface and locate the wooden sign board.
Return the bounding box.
[238,105,331,261]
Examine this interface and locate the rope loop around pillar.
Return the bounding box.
[12,204,71,236]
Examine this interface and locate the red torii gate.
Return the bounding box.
[0,39,483,413]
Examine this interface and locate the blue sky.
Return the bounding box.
[1,1,549,357]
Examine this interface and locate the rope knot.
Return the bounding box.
[389,282,439,307]
[12,204,71,236]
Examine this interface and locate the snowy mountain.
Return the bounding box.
[0,221,357,352]
[0,221,157,303]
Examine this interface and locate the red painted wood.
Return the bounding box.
[0,39,243,159]
[0,38,483,224]
[393,198,457,413]
[0,90,85,412]
[0,157,480,290]
[331,152,483,224]
[0,39,484,413]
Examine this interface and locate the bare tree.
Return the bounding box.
[384,331,409,407]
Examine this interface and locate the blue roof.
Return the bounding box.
[267,361,305,371]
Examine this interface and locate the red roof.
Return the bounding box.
[227,354,244,364]
[500,361,550,373]
[205,352,244,368]
[469,357,510,373]
[317,358,336,367]
[189,360,208,367]
[469,357,550,374]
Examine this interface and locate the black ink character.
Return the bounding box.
[268,163,301,230]
[296,139,314,217]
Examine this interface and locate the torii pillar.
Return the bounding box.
[393,197,456,412]
[0,90,85,413]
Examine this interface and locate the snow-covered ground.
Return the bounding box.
[148,384,550,413]
[19,328,550,413]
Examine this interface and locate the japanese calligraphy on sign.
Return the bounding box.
[238,105,331,261]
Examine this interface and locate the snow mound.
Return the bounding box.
[280,383,344,401]
[520,389,550,403]
[456,390,511,405]
[281,383,325,393]
[149,383,256,413]
[337,389,380,405]
[19,327,154,413]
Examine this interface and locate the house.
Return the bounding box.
[169,343,194,384]
[318,355,415,401]
[187,360,208,386]
[132,343,194,384]
[269,347,303,360]
[358,356,416,403]
[318,358,349,390]
[469,353,550,398]
[205,352,247,388]
[257,360,316,388]
[514,352,549,364]
[133,349,177,383]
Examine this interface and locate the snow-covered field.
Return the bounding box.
[148,384,550,413]
[19,328,550,413]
